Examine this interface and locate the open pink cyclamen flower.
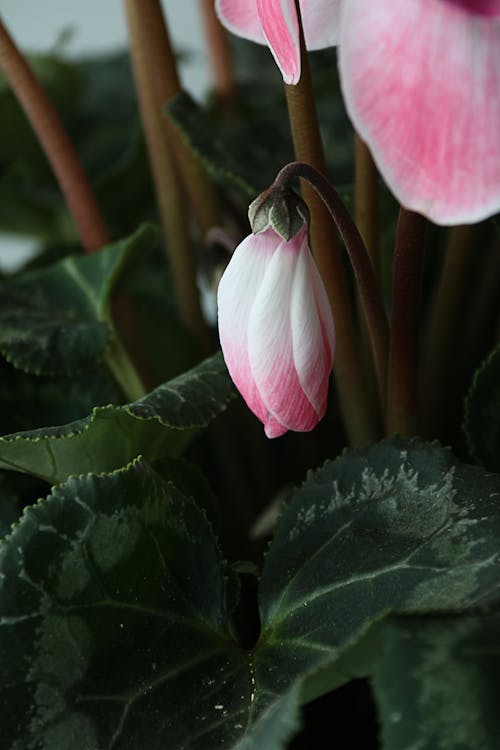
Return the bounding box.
[217,225,335,438]
[216,0,500,224]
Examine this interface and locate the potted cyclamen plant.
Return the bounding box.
[0,0,499,748]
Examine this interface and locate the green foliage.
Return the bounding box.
[0,35,498,750]
[0,352,235,482]
[0,459,250,750]
[254,437,500,709]
[373,614,500,750]
[166,92,257,200]
[0,224,157,375]
[464,343,500,471]
[0,472,19,540]
[0,52,153,242]
[0,358,121,436]
[1,438,500,749]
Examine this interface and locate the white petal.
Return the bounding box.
[290,237,335,416]
[217,229,277,425]
[247,229,320,433]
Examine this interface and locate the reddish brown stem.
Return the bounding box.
[124,0,210,350]
[354,134,379,273]
[274,161,389,407]
[0,18,108,252]
[387,209,426,436]
[129,0,220,236]
[200,0,237,103]
[284,1,378,445]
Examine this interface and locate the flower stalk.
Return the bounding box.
[200,0,237,105]
[273,161,389,407]
[128,0,219,237]
[354,134,379,272]
[387,208,426,436]
[124,0,210,349]
[284,1,378,445]
[420,224,478,437]
[0,17,108,253]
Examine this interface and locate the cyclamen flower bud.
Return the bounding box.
[248,185,310,241]
[217,224,335,438]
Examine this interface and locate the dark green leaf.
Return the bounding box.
[0,357,122,436]
[255,438,500,706]
[373,613,500,750]
[0,224,158,375]
[232,684,303,750]
[150,456,219,524]
[0,458,253,750]
[0,352,236,483]
[0,473,19,540]
[464,344,500,471]
[166,93,256,200]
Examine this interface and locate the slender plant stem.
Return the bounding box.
[105,334,147,402]
[124,0,210,349]
[274,162,389,406]
[0,17,108,253]
[354,134,379,271]
[200,0,237,104]
[130,0,220,236]
[354,133,380,424]
[284,3,378,445]
[462,236,500,364]
[387,209,426,436]
[420,224,478,438]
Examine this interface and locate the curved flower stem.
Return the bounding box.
[420,224,477,438]
[387,209,426,436]
[129,0,220,237]
[200,0,237,105]
[124,0,210,350]
[274,161,389,407]
[283,2,378,445]
[0,17,108,253]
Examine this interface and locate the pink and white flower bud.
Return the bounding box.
[217,225,335,438]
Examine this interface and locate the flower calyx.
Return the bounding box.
[248,185,310,241]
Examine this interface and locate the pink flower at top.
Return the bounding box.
[215,0,339,84]
[217,225,335,438]
[215,0,500,224]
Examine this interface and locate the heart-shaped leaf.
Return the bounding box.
[0,458,253,750]
[3,438,500,750]
[255,437,500,704]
